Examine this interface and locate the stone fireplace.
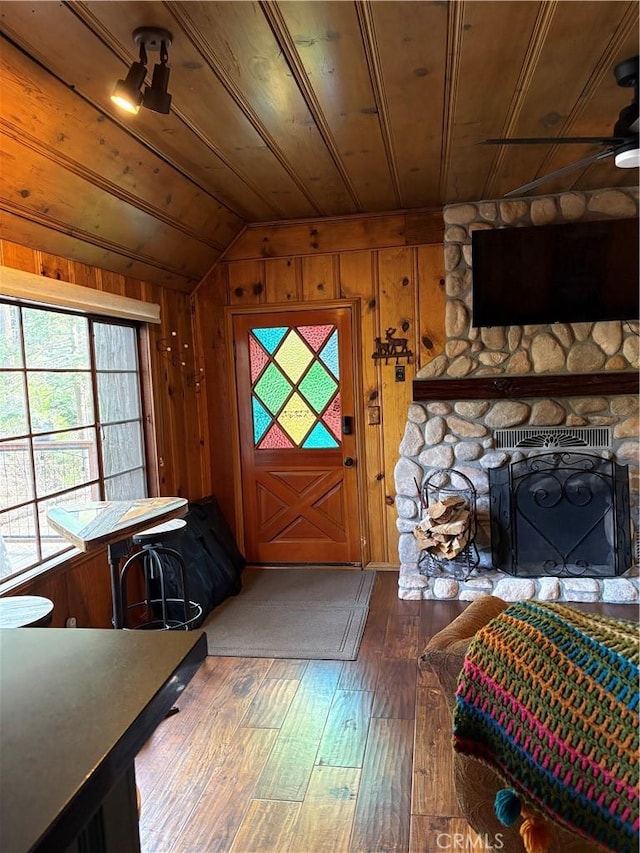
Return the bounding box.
[395,186,639,604]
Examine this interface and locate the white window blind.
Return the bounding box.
[0,265,160,324]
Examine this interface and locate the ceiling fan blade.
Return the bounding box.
[483,136,624,146]
[503,149,615,198]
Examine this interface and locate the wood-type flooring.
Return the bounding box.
[135,571,637,853]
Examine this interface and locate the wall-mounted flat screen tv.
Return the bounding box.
[471,218,639,328]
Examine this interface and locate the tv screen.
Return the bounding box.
[471,218,639,328]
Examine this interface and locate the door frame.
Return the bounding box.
[225,299,368,565]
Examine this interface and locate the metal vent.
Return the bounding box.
[494,426,611,450]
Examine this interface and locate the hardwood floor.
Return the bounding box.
[135,572,638,853]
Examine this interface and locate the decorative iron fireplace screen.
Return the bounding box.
[489,452,632,578]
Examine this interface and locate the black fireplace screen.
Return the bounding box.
[489,452,632,578]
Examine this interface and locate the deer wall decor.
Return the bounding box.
[371,327,413,364]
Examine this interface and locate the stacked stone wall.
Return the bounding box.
[396,186,639,603]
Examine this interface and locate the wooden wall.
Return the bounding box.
[193,211,445,565]
[0,239,206,626]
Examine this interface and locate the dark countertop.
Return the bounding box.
[0,628,207,853]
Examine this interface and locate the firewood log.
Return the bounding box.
[428,496,466,519]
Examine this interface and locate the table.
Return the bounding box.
[0,627,206,853]
[47,498,188,628]
[0,595,53,627]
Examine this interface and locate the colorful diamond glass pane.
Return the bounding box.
[298,362,337,413]
[252,327,287,354]
[252,397,271,445]
[319,330,339,379]
[278,392,316,445]
[254,363,291,415]
[274,330,313,383]
[259,422,293,449]
[303,422,339,449]
[249,335,269,384]
[323,392,341,440]
[298,325,332,352]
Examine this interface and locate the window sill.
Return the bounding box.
[0,546,101,596]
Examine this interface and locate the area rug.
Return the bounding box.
[201,568,376,660]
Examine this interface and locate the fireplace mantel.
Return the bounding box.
[412,372,638,402]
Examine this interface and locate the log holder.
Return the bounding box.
[415,468,480,580]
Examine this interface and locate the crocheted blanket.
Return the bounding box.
[453,601,639,852]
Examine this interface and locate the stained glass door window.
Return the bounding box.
[249,324,341,449]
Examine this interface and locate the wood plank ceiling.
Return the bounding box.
[0,1,638,291]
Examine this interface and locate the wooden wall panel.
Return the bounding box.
[153,283,208,498]
[0,238,206,625]
[64,552,114,628]
[197,214,445,565]
[192,264,235,525]
[338,252,386,564]
[12,562,73,628]
[39,251,73,282]
[0,239,39,273]
[123,276,144,302]
[264,257,300,303]
[156,288,183,496]
[377,248,417,559]
[228,260,266,306]
[98,268,127,296]
[225,211,443,261]
[301,255,338,301]
[69,260,102,290]
[417,245,447,369]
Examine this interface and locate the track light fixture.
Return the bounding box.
[111,58,146,114]
[111,27,173,116]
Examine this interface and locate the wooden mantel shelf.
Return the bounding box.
[412,372,638,402]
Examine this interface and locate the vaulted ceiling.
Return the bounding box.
[0,1,638,291]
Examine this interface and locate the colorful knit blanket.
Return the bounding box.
[453,601,640,852]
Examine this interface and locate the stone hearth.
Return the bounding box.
[395,186,639,604]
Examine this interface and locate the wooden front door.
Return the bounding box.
[232,306,361,565]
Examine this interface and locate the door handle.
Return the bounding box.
[343,457,355,468]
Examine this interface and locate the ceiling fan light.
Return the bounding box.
[111,61,146,114]
[614,144,640,168]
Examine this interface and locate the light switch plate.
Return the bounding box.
[367,406,381,425]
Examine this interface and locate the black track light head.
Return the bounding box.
[111,60,146,114]
[111,27,173,116]
[142,39,172,114]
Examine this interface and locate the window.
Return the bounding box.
[0,301,147,581]
[249,324,341,449]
